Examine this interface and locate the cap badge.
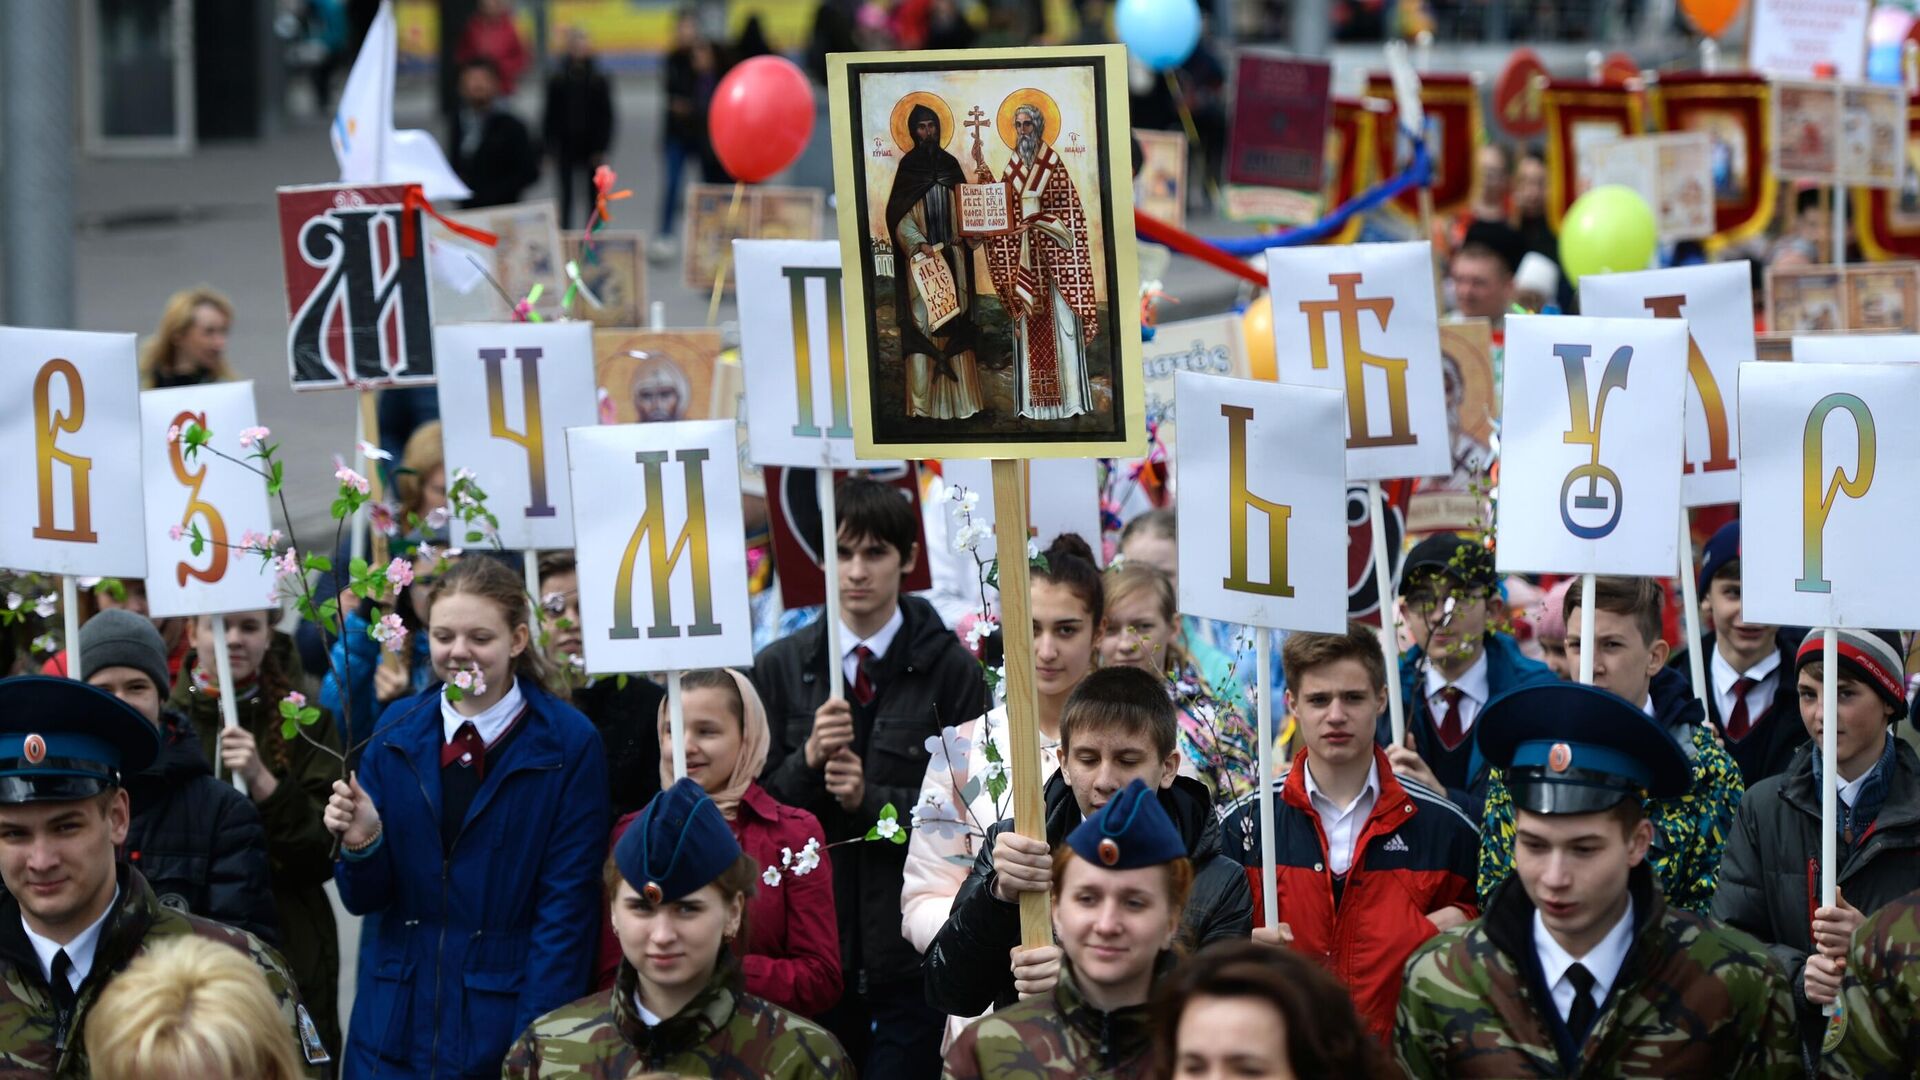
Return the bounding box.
[22,735,45,765]
[1097,837,1121,866]
[1548,742,1573,773]
[642,882,663,904]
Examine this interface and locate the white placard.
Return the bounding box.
[1792,335,1920,363]
[1739,361,1920,628]
[940,458,1105,566]
[435,322,599,551]
[1748,0,1870,82]
[0,327,148,577]
[1141,313,1250,445]
[1580,262,1752,507]
[566,421,753,674]
[138,383,276,618]
[736,239,860,469]
[1267,241,1452,481]
[1583,133,1716,242]
[1495,315,1689,576]
[1173,373,1348,631]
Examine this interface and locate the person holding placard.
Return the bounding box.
[1479,576,1744,916]
[78,612,279,947]
[1669,522,1811,787]
[1396,682,1800,1078]
[322,557,608,1077]
[502,780,853,1078]
[1830,885,1920,1079]
[942,777,1188,1080]
[1385,533,1557,820]
[1223,624,1480,1042]
[924,667,1252,1021]
[169,610,344,1058]
[753,476,988,1077]
[1714,628,1920,1069]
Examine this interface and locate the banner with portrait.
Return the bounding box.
[1363,72,1482,219]
[1649,73,1775,250]
[138,382,274,617]
[1541,81,1645,229]
[1856,91,1920,261]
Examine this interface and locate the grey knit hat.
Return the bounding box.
[76,610,171,695]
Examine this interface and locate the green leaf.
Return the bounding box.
[304,554,333,573]
[878,803,899,821]
[891,829,907,845]
[863,825,881,841]
[278,698,299,721]
[445,682,465,703]
[349,557,369,579]
[984,560,1000,592]
[615,673,630,691]
[299,707,321,727]
[98,579,127,603]
[316,599,340,626]
[465,531,484,543]
[189,534,205,557]
[268,461,285,496]
[281,719,298,741]
[1029,552,1050,574]
[330,497,352,519]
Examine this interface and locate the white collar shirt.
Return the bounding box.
[1711,646,1781,729]
[842,607,905,688]
[1303,758,1380,876]
[23,885,118,993]
[1423,650,1491,735]
[1533,898,1635,1028]
[441,676,526,746]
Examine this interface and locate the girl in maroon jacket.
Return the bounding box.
[597,669,843,1017]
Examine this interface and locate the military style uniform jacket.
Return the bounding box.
[501,960,851,1079]
[1830,889,1920,1080]
[0,863,325,1078]
[942,963,1155,1080]
[1395,864,1800,1078]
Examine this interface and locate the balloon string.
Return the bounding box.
[708,182,748,327]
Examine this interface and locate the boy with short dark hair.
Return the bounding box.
[924,666,1252,1018]
[1477,575,1745,915]
[755,475,988,1078]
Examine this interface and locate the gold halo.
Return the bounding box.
[997,88,1062,150]
[890,92,955,153]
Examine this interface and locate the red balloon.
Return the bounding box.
[709,56,817,184]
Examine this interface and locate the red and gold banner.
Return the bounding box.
[1649,73,1775,250]
[1364,72,1484,219]
[1322,97,1379,246]
[1542,81,1644,229]
[1855,92,1920,261]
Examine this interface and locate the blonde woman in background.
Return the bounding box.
[139,287,235,388]
[86,936,308,1080]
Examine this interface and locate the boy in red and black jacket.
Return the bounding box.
[1223,622,1480,1041]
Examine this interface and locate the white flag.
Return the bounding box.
[332,1,471,201]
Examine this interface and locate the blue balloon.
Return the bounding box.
[1115,0,1202,72]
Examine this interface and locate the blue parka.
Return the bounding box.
[334,679,609,1078]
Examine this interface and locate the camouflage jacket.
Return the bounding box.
[1395,864,1800,1079]
[1478,712,1743,915]
[0,863,326,1078]
[1829,889,1920,1079]
[942,963,1155,1080]
[500,960,851,1079]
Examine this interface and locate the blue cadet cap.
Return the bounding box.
[1477,683,1691,816]
[1697,520,1740,595]
[614,778,742,904]
[0,676,160,805]
[1066,778,1185,869]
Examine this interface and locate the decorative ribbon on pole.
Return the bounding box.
[400,183,499,259]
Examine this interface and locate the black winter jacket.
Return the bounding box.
[572,675,667,820]
[1670,628,1811,788]
[122,711,279,945]
[1711,737,1920,1067]
[755,595,989,990]
[923,772,1254,1016]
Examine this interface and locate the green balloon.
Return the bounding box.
[1558,184,1658,285]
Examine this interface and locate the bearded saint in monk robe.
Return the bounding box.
[979,103,1099,421]
[885,103,984,420]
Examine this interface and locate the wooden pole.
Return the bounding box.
[707,182,748,328]
[1369,480,1405,744]
[1578,573,1597,685]
[1255,627,1279,930]
[1678,509,1708,703]
[991,457,1050,948]
[211,615,246,795]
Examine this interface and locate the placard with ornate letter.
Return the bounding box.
[277,182,438,390]
[138,382,275,617]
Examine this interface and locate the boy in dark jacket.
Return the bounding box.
[755,475,989,1079]
[75,610,278,945]
[1224,623,1479,1042]
[1714,627,1920,1070]
[924,666,1253,1019]
[1671,521,1810,787]
[1383,532,1557,820]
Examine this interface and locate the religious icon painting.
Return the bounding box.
[563,230,647,327]
[592,328,721,425]
[828,45,1147,460]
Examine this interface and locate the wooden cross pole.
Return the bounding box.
[990,457,1051,948]
[965,105,991,173]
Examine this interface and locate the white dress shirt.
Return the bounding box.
[1839,766,1873,809]
[1424,650,1491,736]
[441,676,525,746]
[1711,646,1781,731]
[23,885,118,993]
[1304,758,1380,876]
[1534,899,1635,1027]
[841,607,905,689]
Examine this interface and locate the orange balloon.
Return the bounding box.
[1679,0,1742,37]
[1244,295,1275,381]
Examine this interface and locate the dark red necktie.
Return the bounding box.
[442,721,487,779]
[851,645,876,706]
[1435,686,1466,751]
[1724,676,1757,742]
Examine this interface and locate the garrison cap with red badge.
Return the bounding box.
[1477,682,1691,815]
[615,777,742,904]
[1066,778,1185,869]
[0,676,159,805]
